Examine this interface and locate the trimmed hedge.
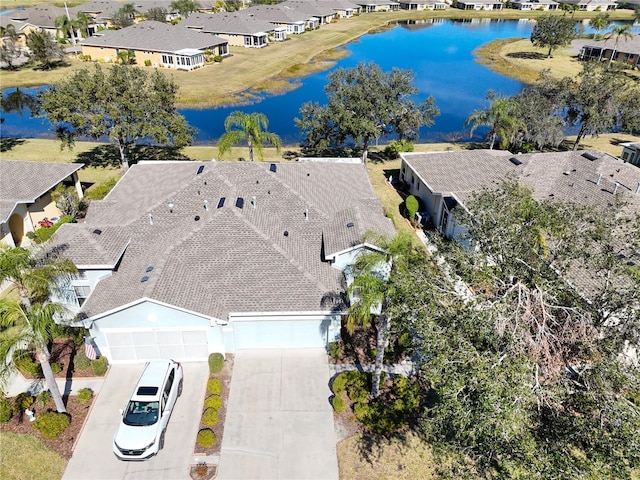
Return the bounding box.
[91,356,108,376]
[331,372,350,395]
[202,408,219,426]
[0,398,13,422]
[197,428,216,448]
[33,411,71,439]
[204,394,222,410]
[85,177,118,201]
[208,353,224,374]
[77,388,93,403]
[331,395,346,414]
[206,378,222,395]
[73,349,92,371]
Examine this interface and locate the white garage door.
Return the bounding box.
[233,319,329,349]
[104,328,209,363]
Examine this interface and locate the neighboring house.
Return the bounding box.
[280,0,338,25]
[75,0,125,32]
[0,4,83,45]
[620,142,640,167]
[0,161,84,248]
[510,0,558,10]
[242,4,315,33]
[578,34,640,69]
[48,160,395,364]
[316,0,362,18]
[354,0,401,12]
[556,0,616,10]
[80,20,229,69]
[180,12,286,47]
[398,0,447,10]
[455,0,504,10]
[399,149,640,239]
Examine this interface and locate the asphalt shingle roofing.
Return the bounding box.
[0,161,84,223]
[53,161,394,321]
[180,12,275,35]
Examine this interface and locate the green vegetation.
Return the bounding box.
[201,407,219,426]
[91,356,108,376]
[208,352,225,373]
[77,388,93,403]
[0,432,66,480]
[196,428,216,448]
[33,411,71,439]
[0,397,14,422]
[203,394,222,410]
[331,394,346,413]
[72,348,92,370]
[36,390,51,407]
[217,111,282,162]
[206,378,222,395]
[85,177,119,200]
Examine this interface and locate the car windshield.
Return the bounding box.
[123,401,159,426]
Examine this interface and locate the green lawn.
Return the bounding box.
[0,432,66,480]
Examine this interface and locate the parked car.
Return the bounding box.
[113,359,183,460]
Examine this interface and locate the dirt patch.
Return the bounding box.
[193,354,234,457]
[0,395,93,460]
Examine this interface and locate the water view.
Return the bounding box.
[1,19,638,144]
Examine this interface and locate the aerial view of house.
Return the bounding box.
[578,33,640,69]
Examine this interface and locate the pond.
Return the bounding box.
[1,18,638,145]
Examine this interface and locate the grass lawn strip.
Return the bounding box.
[0,431,66,480]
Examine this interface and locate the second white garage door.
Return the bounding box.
[104,328,209,363]
[233,319,330,349]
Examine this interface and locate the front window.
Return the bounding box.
[123,401,159,426]
[74,285,91,306]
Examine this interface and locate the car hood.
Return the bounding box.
[114,422,159,450]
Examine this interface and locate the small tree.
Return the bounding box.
[170,0,197,17]
[26,30,64,69]
[530,15,575,59]
[144,7,168,22]
[0,25,21,71]
[465,92,521,150]
[51,185,81,218]
[589,13,609,40]
[217,111,281,162]
[405,195,420,225]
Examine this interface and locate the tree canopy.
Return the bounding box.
[170,0,198,17]
[464,91,521,150]
[217,111,281,162]
[530,15,576,58]
[26,30,63,69]
[295,62,439,162]
[40,64,195,170]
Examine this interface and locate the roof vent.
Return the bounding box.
[204,200,209,211]
[197,165,205,175]
[270,163,277,173]
[582,152,598,161]
[195,215,200,221]
[141,276,149,283]
[347,222,355,228]
[284,230,289,237]
[509,157,522,166]
[563,171,571,176]
[146,266,154,273]
[92,228,102,235]
[236,197,244,209]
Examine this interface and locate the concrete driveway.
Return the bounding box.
[63,362,209,480]
[218,349,338,480]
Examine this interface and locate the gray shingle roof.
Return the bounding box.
[49,224,130,268]
[279,0,338,17]
[59,161,394,321]
[80,20,226,52]
[179,12,276,35]
[0,161,84,223]
[0,4,69,31]
[242,5,310,24]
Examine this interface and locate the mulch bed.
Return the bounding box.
[18,338,99,380]
[0,395,94,460]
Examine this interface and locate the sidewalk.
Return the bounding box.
[328,361,415,377]
[4,370,106,397]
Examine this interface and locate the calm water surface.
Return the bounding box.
[2,19,638,144]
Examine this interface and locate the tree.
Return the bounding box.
[560,2,579,17]
[464,92,521,150]
[112,4,137,29]
[296,62,439,162]
[0,246,77,413]
[217,111,281,162]
[144,7,168,22]
[391,180,640,477]
[530,15,576,58]
[40,64,194,170]
[116,49,135,64]
[25,30,64,70]
[0,24,21,71]
[346,231,417,398]
[604,24,633,68]
[589,12,609,40]
[54,15,76,43]
[170,0,197,17]
[74,12,92,39]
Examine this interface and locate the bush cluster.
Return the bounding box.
[91,356,109,376]
[204,394,222,410]
[77,388,93,403]
[85,178,118,201]
[328,341,341,360]
[206,378,222,395]
[37,390,52,407]
[331,372,350,395]
[33,216,73,244]
[208,353,225,374]
[0,398,13,422]
[202,408,219,426]
[14,392,34,411]
[331,395,346,414]
[14,351,41,376]
[73,349,92,371]
[33,411,71,439]
[197,428,216,448]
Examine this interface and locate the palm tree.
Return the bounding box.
[54,15,76,42]
[74,12,92,39]
[217,111,282,162]
[346,232,415,398]
[605,24,633,69]
[465,94,521,150]
[0,246,77,413]
[589,13,609,40]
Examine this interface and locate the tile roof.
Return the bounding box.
[0,161,84,223]
[56,161,394,321]
[80,20,226,52]
[179,12,276,35]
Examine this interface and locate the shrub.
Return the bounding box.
[207,378,222,395]
[345,371,370,402]
[14,392,34,411]
[14,351,41,376]
[405,195,420,223]
[51,362,62,375]
[33,412,71,439]
[202,408,219,426]
[331,372,350,395]
[197,428,216,448]
[77,388,93,403]
[85,177,118,201]
[0,398,13,422]
[144,59,152,66]
[204,394,222,410]
[73,349,92,371]
[331,394,346,414]
[213,55,223,63]
[91,356,108,376]
[328,341,340,360]
[353,401,370,422]
[208,353,225,373]
[33,216,73,244]
[37,390,51,407]
[385,139,414,158]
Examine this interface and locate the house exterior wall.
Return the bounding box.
[29,192,60,227]
[622,146,640,167]
[216,33,248,47]
[400,158,440,225]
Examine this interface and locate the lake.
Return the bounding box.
[1,18,638,145]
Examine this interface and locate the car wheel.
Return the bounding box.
[159,430,165,450]
[177,379,183,397]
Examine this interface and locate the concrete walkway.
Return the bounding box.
[328,361,415,376]
[218,349,339,480]
[5,370,106,397]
